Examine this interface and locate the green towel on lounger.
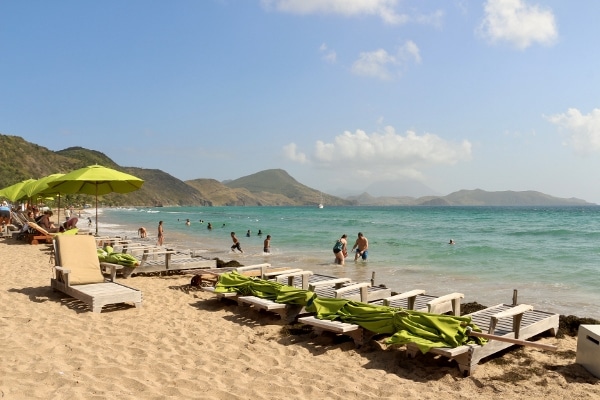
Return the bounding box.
[214,272,485,353]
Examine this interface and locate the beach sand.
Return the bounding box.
[1,239,599,399]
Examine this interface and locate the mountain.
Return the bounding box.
[0,134,595,207]
[222,169,353,206]
[350,189,592,206]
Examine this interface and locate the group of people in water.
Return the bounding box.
[333,232,368,266]
[139,219,378,264]
[141,220,272,255]
[230,231,271,254]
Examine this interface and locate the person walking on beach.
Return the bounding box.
[157,221,164,246]
[230,232,243,253]
[333,234,348,265]
[263,235,271,254]
[352,232,368,261]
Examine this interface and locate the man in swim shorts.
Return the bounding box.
[352,232,368,261]
[230,232,243,253]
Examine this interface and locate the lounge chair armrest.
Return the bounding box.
[275,270,313,281]
[236,263,271,272]
[488,304,534,337]
[334,282,370,296]
[427,292,464,306]
[384,289,426,301]
[491,304,534,320]
[54,266,71,273]
[383,289,426,307]
[236,263,271,277]
[263,268,303,278]
[276,271,314,290]
[99,262,119,281]
[309,278,352,291]
[427,292,464,316]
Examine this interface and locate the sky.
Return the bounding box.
[2,0,600,203]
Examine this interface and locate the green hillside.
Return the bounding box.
[0,134,592,207]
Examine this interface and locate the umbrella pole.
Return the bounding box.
[95,185,99,236]
[465,327,557,351]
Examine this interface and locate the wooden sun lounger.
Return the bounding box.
[51,235,142,313]
[309,278,392,303]
[298,289,463,347]
[297,282,391,346]
[371,290,464,316]
[236,270,315,323]
[404,303,559,376]
[25,221,57,244]
[199,264,295,300]
[116,246,216,277]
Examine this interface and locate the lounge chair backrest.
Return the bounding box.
[56,235,105,285]
[28,221,51,236]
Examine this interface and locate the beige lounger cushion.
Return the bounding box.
[57,235,105,285]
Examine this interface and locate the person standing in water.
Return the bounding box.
[333,234,348,265]
[157,221,164,246]
[263,234,271,254]
[352,232,368,261]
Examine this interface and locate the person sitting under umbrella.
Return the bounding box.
[38,210,58,232]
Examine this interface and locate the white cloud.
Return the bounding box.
[261,0,408,25]
[546,108,600,154]
[319,43,337,63]
[478,0,558,50]
[283,142,308,163]
[399,40,421,64]
[284,126,472,180]
[351,49,396,80]
[351,40,421,80]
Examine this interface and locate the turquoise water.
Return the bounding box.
[95,205,600,319]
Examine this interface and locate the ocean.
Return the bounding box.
[93,205,600,319]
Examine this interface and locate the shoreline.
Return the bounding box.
[1,239,599,399]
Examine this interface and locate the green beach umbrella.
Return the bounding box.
[19,173,66,221]
[48,165,144,235]
[0,178,36,202]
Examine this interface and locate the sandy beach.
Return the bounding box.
[1,239,599,400]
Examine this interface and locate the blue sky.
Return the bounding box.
[2,0,600,203]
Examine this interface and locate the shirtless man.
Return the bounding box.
[230,232,243,253]
[351,232,368,261]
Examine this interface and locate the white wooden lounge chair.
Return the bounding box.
[51,235,142,313]
[309,278,392,303]
[297,282,391,345]
[373,290,465,315]
[199,264,295,300]
[115,246,216,277]
[404,303,559,376]
[236,270,315,323]
[236,276,352,322]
